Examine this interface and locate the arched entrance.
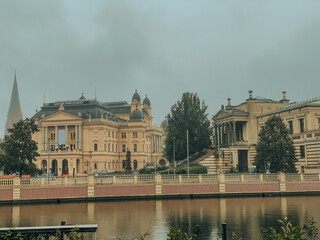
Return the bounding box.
[159,159,166,167]
[62,159,69,175]
[76,159,80,174]
[41,160,47,173]
[51,160,58,176]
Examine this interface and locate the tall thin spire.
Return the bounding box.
[4,72,23,135]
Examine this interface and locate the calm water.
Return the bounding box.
[0,196,319,239]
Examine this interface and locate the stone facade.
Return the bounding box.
[212,91,320,173]
[32,91,165,176]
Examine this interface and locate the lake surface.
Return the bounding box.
[0,196,319,239]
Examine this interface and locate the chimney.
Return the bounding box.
[282,91,287,101]
[227,98,231,107]
[248,90,253,99]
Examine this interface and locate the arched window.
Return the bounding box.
[112,160,115,169]
[134,160,138,170]
[122,160,126,169]
[94,143,98,151]
[112,144,114,152]
[143,160,146,167]
[108,143,110,152]
[134,144,137,152]
[122,144,126,152]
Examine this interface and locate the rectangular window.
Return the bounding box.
[133,132,138,138]
[300,145,305,159]
[122,133,126,138]
[288,121,293,134]
[299,119,304,133]
[112,131,114,138]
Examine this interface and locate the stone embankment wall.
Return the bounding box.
[1,173,320,203]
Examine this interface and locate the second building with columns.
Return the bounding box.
[32,91,166,176]
[212,90,320,173]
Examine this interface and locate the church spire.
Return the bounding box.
[4,72,23,135]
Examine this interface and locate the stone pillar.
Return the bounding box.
[232,121,236,144]
[79,125,82,150]
[219,173,226,193]
[65,126,68,148]
[13,176,20,201]
[279,173,286,192]
[42,127,45,151]
[214,125,218,147]
[75,125,78,150]
[55,126,58,149]
[87,175,94,198]
[44,127,48,150]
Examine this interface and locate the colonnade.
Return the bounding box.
[214,121,240,147]
[153,135,162,153]
[42,125,82,151]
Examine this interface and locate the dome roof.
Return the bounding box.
[143,95,151,106]
[161,119,168,130]
[129,109,144,122]
[132,90,141,102]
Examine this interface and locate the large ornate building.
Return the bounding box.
[32,91,165,176]
[211,91,320,173]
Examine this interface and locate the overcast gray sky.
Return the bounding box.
[1,0,320,138]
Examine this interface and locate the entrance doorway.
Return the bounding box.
[62,159,69,175]
[51,160,58,176]
[238,150,248,172]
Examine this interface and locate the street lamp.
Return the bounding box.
[84,150,92,175]
[173,137,176,176]
[317,137,319,173]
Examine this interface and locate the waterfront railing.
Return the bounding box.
[1,173,320,187]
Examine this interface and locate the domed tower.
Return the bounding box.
[131,89,142,113]
[143,95,153,126]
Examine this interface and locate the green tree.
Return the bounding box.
[164,92,211,163]
[254,115,297,173]
[0,118,41,176]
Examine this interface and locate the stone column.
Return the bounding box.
[214,125,218,147]
[232,121,236,144]
[55,126,58,149]
[219,125,222,147]
[44,127,48,150]
[75,125,78,150]
[79,125,82,150]
[42,127,46,151]
[65,125,68,148]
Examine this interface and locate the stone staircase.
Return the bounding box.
[199,154,218,174]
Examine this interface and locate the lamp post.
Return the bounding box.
[187,130,189,176]
[317,137,319,174]
[173,137,176,176]
[47,137,51,174]
[84,150,92,175]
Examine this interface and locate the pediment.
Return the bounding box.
[41,111,82,122]
[213,110,229,120]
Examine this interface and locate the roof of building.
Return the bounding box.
[213,107,248,120]
[143,95,151,106]
[132,90,141,102]
[257,97,320,117]
[32,97,126,122]
[129,109,144,122]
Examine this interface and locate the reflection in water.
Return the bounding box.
[1,197,320,239]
